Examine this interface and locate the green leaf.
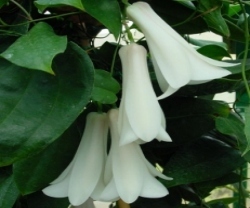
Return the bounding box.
[0,173,19,208]
[1,22,67,74]
[188,37,227,49]
[197,45,231,60]
[25,191,69,208]
[0,42,94,166]
[228,4,241,17]
[162,138,245,187]
[34,0,84,11]
[215,115,250,160]
[198,0,230,36]
[244,106,250,155]
[160,97,230,143]
[176,75,243,97]
[13,122,81,195]
[207,197,238,205]
[92,69,120,104]
[194,172,241,198]
[82,0,121,38]
[0,0,8,9]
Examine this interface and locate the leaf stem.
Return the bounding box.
[110,34,121,76]
[10,0,33,22]
[0,11,81,27]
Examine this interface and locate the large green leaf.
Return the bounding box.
[160,97,230,143]
[198,0,230,37]
[1,22,67,74]
[34,0,84,11]
[82,0,121,38]
[0,42,94,166]
[0,172,19,208]
[162,138,245,187]
[13,122,81,195]
[92,69,120,104]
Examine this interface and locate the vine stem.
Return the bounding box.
[117,199,130,208]
[9,0,33,21]
[0,11,81,28]
[238,0,250,99]
[110,34,121,76]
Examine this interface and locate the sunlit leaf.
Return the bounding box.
[198,0,230,36]
[1,22,67,74]
[82,0,121,38]
[34,0,84,11]
[0,42,94,166]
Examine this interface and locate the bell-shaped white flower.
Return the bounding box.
[118,43,172,145]
[101,109,172,203]
[43,112,108,206]
[68,198,95,208]
[126,2,236,99]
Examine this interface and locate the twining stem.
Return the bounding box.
[10,0,33,21]
[110,34,121,76]
[0,11,81,27]
[238,0,250,99]
[117,199,131,208]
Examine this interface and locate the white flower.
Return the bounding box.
[100,109,172,203]
[118,43,172,145]
[126,2,236,99]
[43,112,108,206]
[68,198,95,208]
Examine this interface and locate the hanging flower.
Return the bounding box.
[43,112,108,206]
[68,198,95,208]
[118,43,172,145]
[100,109,172,203]
[126,2,236,99]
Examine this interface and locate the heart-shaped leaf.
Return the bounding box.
[1,22,67,74]
[0,42,94,166]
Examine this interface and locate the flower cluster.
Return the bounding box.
[43,110,171,206]
[43,1,236,207]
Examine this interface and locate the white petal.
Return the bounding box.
[134,144,172,181]
[109,109,144,203]
[140,172,169,198]
[100,178,120,202]
[119,101,138,145]
[156,127,172,142]
[68,113,108,206]
[42,175,69,198]
[119,44,162,142]
[127,2,235,92]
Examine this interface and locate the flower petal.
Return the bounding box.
[109,109,145,203]
[68,113,108,206]
[140,172,169,198]
[42,175,69,198]
[100,178,120,202]
[119,44,162,142]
